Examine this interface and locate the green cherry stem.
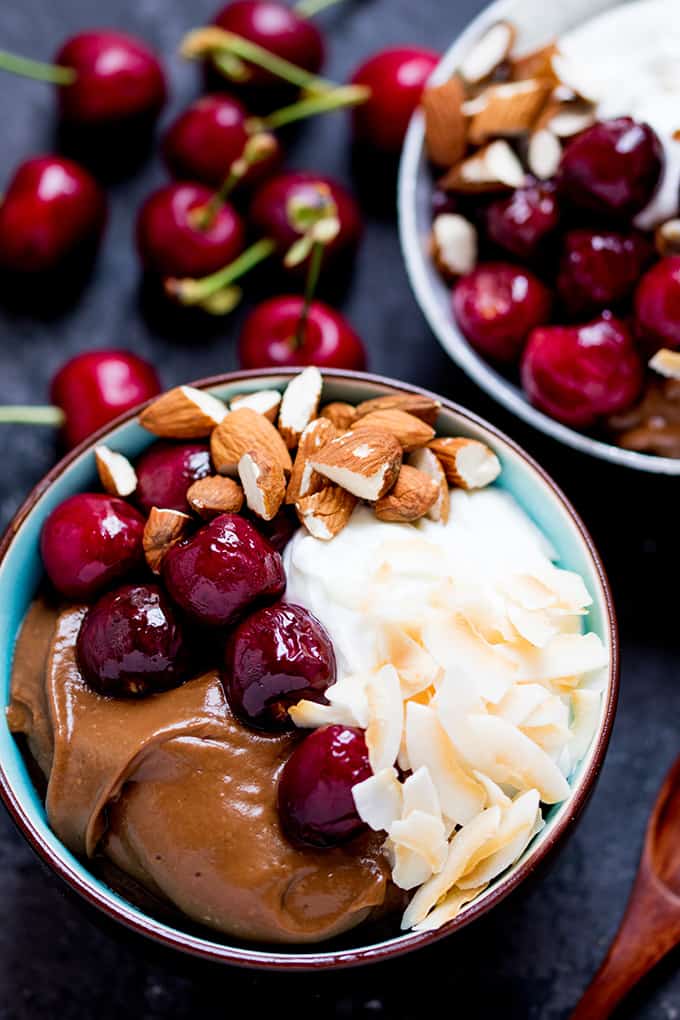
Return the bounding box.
[253,83,369,131]
[295,240,324,348]
[294,0,344,16]
[0,405,65,426]
[0,50,76,85]
[166,237,277,306]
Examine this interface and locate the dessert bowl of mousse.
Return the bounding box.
[0,367,617,968]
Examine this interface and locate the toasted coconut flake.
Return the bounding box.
[390,810,448,873]
[402,766,442,819]
[408,447,450,523]
[320,401,358,430]
[230,389,281,422]
[238,448,286,521]
[569,688,601,764]
[387,839,434,891]
[439,140,525,193]
[310,429,402,501]
[473,771,512,809]
[353,767,403,831]
[492,683,550,727]
[326,674,370,728]
[650,348,680,381]
[379,625,442,698]
[457,788,540,888]
[518,632,608,683]
[527,128,561,179]
[507,603,559,647]
[139,385,227,438]
[278,366,323,448]
[412,883,488,931]
[430,214,478,281]
[94,445,137,498]
[186,475,243,518]
[468,79,553,146]
[289,699,356,728]
[422,76,467,168]
[365,664,404,773]
[460,20,516,84]
[428,437,501,489]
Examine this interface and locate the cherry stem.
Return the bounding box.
[255,83,369,131]
[0,50,76,86]
[294,0,344,16]
[0,405,65,426]
[166,237,277,305]
[295,240,323,349]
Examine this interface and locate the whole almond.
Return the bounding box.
[238,449,286,521]
[143,507,192,574]
[311,429,402,501]
[428,436,500,489]
[211,406,292,477]
[95,445,137,498]
[352,409,435,451]
[296,486,357,540]
[186,475,244,518]
[320,401,358,430]
[355,393,441,427]
[139,385,227,438]
[374,465,439,522]
[408,447,450,523]
[286,417,338,505]
[422,75,467,168]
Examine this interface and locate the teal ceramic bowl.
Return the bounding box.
[0,369,618,969]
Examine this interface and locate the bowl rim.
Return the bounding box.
[396,0,680,476]
[0,367,619,970]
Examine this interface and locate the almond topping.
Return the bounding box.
[186,475,244,518]
[408,447,450,523]
[230,389,281,423]
[374,465,439,523]
[320,401,358,430]
[467,79,552,146]
[459,21,516,85]
[352,409,436,452]
[139,385,227,438]
[439,140,525,193]
[510,42,559,84]
[210,406,292,477]
[94,445,137,498]
[655,219,680,257]
[296,485,357,540]
[143,507,191,574]
[430,214,477,281]
[428,437,500,489]
[355,393,441,427]
[238,449,286,521]
[649,348,680,381]
[286,417,337,505]
[310,429,402,501]
[422,76,467,168]
[278,366,323,448]
[527,128,561,180]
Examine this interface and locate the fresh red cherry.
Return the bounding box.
[453,262,552,363]
[521,312,643,428]
[246,504,298,552]
[557,117,663,219]
[224,601,336,730]
[0,156,106,274]
[41,493,145,600]
[557,229,653,317]
[239,296,366,369]
[634,256,680,351]
[162,513,285,627]
[162,93,282,188]
[135,441,212,514]
[212,1,324,87]
[486,183,560,258]
[51,350,161,449]
[351,47,439,154]
[136,182,245,279]
[278,725,371,848]
[76,583,189,698]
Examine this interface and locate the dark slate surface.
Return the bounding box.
[0,1,678,1017]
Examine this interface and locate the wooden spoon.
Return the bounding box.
[571,755,680,1019]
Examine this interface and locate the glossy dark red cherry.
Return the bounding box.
[40,493,145,600]
[212,1,324,87]
[453,262,552,362]
[135,441,212,514]
[76,583,189,698]
[55,31,167,126]
[521,312,643,428]
[162,513,286,627]
[557,117,663,219]
[0,156,106,274]
[239,295,366,369]
[557,228,652,316]
[278,725,372,848]
[162,93,282,188]
[351,47,439,153]
[246,504,298,552]
[136,182,245,279]
[486,183,560,258]
[224,601,336,730]
[634,256,680,351]
[50,350,161,449]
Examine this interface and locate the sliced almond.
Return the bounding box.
[355,393,441,427]
[94,445,137,498]
[510,42,559,84]
[374,465,439,523]
[649,348,680,381]
[352,409,436,452]
[439,140,525,193]
[310,429,402,501]
[286,417,337,505]
[320,401,358,430]
[296,485,357,540]
[278,366,323,448]
[468,79,552,146]
[186,475,244,518]
[422,76,467,169]
[139,385,227,439]
[229,389,281,423]
[527,128,561,180]
[536,98,596,138]
[143,507,191,574]
[459,20,516,85]
[655,219,680,257]
[210,406,292,477]
[238,449,286,521]
[408,447,450,523]
[428,437,500,489]
[430,214,477,281]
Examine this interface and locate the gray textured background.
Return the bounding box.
[1,1,679,1017]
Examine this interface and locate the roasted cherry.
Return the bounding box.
[557,117,663,219]
[557,228,652,316]
[0,156,106,274]
[135,441,212,514]
[350,47,439,153]
[224,601,335,730]
[453,262,552,362]
[277,725,371,848]
[521,312,643,428]
[634,256,680,351]
[40,493,145,600]
[486,183,559,258]
[162,513,285,627]
[76,583,189,698]
[239,296,366,369]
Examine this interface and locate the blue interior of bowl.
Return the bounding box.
[0,375,613,962]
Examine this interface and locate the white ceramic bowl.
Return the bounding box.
[398,0,680,475]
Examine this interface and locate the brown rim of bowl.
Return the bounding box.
[0,367,619,971]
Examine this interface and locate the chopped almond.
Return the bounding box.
[210,406,292,477]
[655,219,680,257]
[278,366,323,448]
[527,129,561,180]
[352,409,435,452]
[430,214,477,281]
[374,465,439,522]
[510,42,559,84]
[186,475,244,518]
[143,507,191,573]
[286,417,337,505]
[422,76,467,168]
[408,447,450,523]
[467,79,552,146]
[649,348,680,381]
[238,449,286,521]
[536,98,596,137]
[94,445,137,498]
[296,485,357,540]
[439,140,525,193]
[139,385,227,438]
[320,402,358,430]
[355,393,441,427]
[459,20,516,84]
[229,389,281,423]
[428,437,501,489]
[310,429,402,501]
